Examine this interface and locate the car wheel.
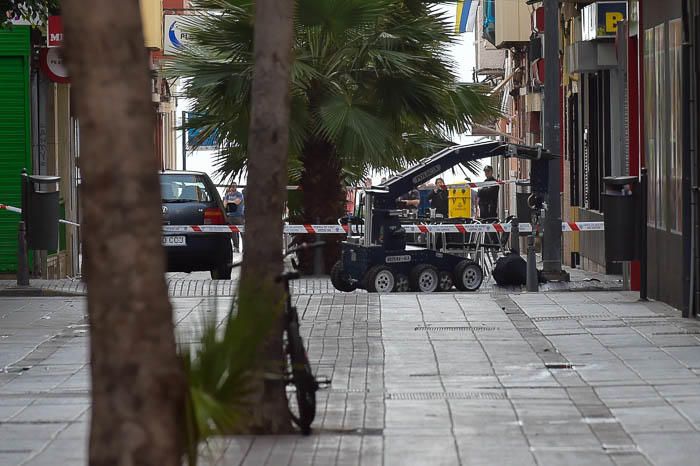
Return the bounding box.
[211,264,232,280]
[394,274,410,292]
[409,264,439,293]
[454,260,483,292]
[365,266,396,293]
[330,261,357,292]
[438,271,454,292]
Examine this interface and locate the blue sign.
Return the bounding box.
[186,113,218,150]
[582,1,627,40]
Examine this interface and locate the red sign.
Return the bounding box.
[40,48,70,84]
[47,16,63,47]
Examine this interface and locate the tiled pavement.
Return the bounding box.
[0,262,622,297]
[1,289,700,465]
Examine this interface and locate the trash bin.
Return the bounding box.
[515,181,531,224]
[602,176,639,262]
[23,173,61,251]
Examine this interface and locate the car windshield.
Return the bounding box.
[161,174,213,202]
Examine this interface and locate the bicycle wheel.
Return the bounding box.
[285,320,317,435]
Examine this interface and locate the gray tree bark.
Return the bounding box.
[60,0,185,464]
[237,0,296,433]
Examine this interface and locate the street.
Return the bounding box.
[1,284,699,466]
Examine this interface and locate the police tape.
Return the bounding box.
[0,204,22,214]
[1,203,79,227]
[448,179,528,189]
[162,222,605,234]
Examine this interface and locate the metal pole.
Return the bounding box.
[542,0,565,279]
[313,216,322,275]
[526,234,538,292]
[17,221,29,286]
[181,111,187,170]
[640,168,648,301]
[510,218,520,255]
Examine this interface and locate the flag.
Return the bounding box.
[455,0,477,34]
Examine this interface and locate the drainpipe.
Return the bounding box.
[683,0,697,317]
[541,0,567,280]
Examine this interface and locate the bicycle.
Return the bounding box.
[232,242,325,435]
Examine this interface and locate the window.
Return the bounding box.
[655,24,666,230]
[644,27,657,226]
[160,174,213,203]
[669,19,683,233]
[644,21,683,234]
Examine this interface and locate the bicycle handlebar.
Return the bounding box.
[229,241,325,270]
[284,241,325,257]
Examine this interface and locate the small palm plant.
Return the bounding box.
[179,290,276,465]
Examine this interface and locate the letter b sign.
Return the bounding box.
[605,12,624,33]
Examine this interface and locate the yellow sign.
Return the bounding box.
[605,12,624,33]
[448,188,471,219]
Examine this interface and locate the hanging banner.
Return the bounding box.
[455,0,477,33]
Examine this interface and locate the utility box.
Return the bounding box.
[23,174,60,251]
[494,0,532,48]
[602,176,638,262]
[448,188,471,218]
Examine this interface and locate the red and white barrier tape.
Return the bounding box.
[162,221,604,235]
[0,204,22,214]
[1,203,79,227]
[449,179,528,189]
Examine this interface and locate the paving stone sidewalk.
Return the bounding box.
[2,289,700,465]
[0,263,622,297]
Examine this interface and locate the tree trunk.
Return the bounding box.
[298,139,346,273]
[237,0,296,433]
[61,1,185,464]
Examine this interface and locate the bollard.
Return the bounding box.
[510,218,520,255]
[17,221,30,286]
[526,234,538,292]
[313,217,323,275]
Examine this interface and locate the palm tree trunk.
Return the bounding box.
[299,139,346,273]
[237,0,295,433]
[60,1,185,464]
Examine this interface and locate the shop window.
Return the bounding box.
[669,19,683,233]
[654,24,666,230]
[644,21,683,234]
[644,27,657,227]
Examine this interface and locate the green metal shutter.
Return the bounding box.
[0,26,31,273]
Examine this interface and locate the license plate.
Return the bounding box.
[162,236,186,247]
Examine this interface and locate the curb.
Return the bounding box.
[0,286,85,298]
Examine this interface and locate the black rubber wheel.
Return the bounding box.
[409,264,439,292]
[454,260,483,292]
[286,321,317,435]
[330,261,357,292]
[438,271,454,292]
[365,266,396,293]
[210,264,232,280]
[394,274,410,292]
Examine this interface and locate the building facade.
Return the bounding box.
[478,0,699,317]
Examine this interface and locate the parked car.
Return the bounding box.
[160,171,232,279]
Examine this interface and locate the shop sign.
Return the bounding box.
[40,47,69,84]
[164,14,192,55]
[185,113,218,150]
[47,15,63,47]
[582,1,627,41]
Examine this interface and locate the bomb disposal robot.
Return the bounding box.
[330,141,557,293]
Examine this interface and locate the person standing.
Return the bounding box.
[477,165,499,219]
[428,177,449,217]
[224,182,245,252]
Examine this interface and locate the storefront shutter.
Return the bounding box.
[0,26,31,273]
